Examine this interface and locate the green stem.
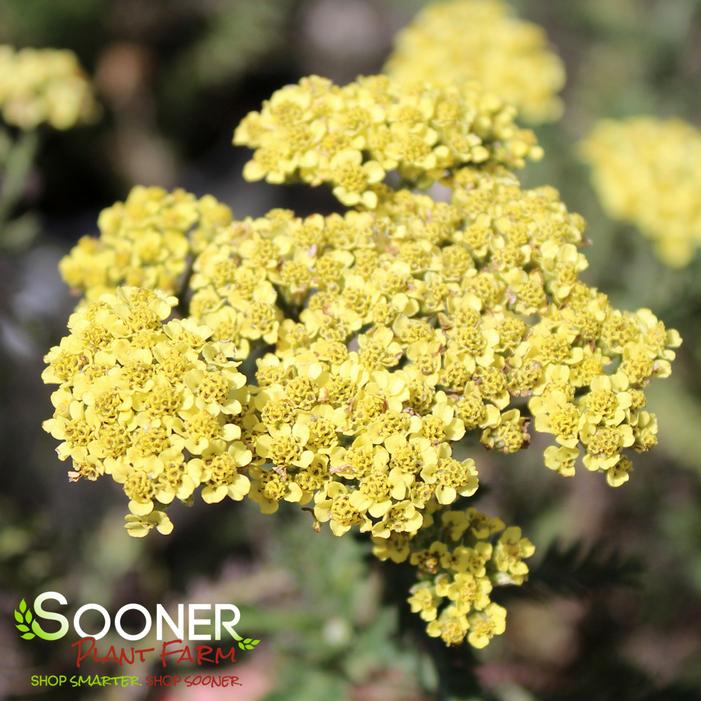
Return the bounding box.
[379,560,488,700]
[0,129,40,227]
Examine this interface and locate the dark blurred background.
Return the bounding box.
[1,1,701,699]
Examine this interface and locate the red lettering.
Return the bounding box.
[71,638,155,669]
[215,647,236,664]
[71,638,97,668]
[196,645,214,665]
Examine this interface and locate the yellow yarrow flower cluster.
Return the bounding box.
[385,0,565,124]
[184,164,679,534]
[59,186,233,300]
[43,74,681,649]
[234,74,541,208]
[189,206,481,531]
[374,505,534,648]
[529,316,679,487]
[188,212,288,360]
[42,287,252,537]
[0,45,98,130]
[580,117,701,267]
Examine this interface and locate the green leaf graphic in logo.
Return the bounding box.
[14,598,36,640]
[237,637,261,651]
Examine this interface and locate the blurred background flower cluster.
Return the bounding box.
[1,1,701,699]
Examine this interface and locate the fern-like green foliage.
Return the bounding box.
[517,540,642,600]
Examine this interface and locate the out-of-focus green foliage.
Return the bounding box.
[169,0,295,92]
[0,130,40,250]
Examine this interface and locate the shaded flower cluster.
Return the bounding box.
[42,287,252,537]
[385,0,565,124]
[60,186,233,299]
[43,74,680,648]
[234,74,542,207]
[0,45,98,130]
[374,504,534,648]
[580,117,701,267]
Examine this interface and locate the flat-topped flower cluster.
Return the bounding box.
[42,287,252,537]
[233,74,541,208]
[0,45,98,130]
[375,504,534,648]
[43,74,680,649]
[384,0,565,124]
[581,116,701,267]
[60,186,233,300]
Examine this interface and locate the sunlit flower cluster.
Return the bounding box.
[0,45,98,130]
[183,164,680,528]
[234,74,542,207]
[580,117,701,267]
[42,287,252,537]
[385,0,565,124]
[44,74,680,648]
[374,504,533,648]
[59,186,233,300]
